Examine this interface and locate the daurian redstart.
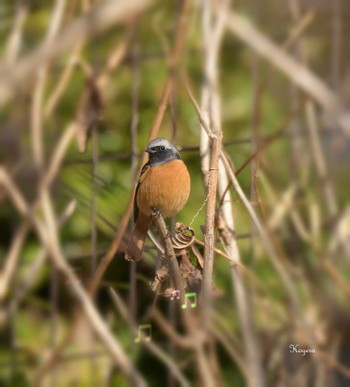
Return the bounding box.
[125,137,190,261]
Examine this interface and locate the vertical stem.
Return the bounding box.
[10,308,18,383]
[129,24,140,321]
[31,0,67,169]
[91,127,98,276]
[218,159,266,387]
[202,135,221,305]
[49,265,58,387]
[89,124,99,386]
[200,0,225,321]
[331,0,341,91]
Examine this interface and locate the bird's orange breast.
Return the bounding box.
[136,159,190,218]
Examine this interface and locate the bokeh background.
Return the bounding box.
[0,0,350,386]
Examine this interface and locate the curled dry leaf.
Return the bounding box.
[171,222,195,250]
[150,223,203,295]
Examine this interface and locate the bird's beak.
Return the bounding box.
[145,148,154,154]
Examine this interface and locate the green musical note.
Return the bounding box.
[181,292,197,309]
[134,324,152,343]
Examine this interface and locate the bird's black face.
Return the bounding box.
[146,138,181,166]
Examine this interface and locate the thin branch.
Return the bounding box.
[225,12,350,136]
[0,200,76,329]
[44,42,82,118]
[282,9,315,51]
[200,0,225,313]
[43,122,78,188]
[0,221,30,301]
[31,0,66,168]
[33,0,192,373]
[186,19,268,382]
[4,5,28,65]
[150,308,203,349]
[0,0,152,107]
[305,100,338,217]
[0,168,146,387]
[220,153,300,310]
[109,287,190,387]
[211,323,248,379]
[152,213,185,297]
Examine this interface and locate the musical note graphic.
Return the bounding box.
[181,292,197,309]
[134,324,152,343]
[170,289,180,300]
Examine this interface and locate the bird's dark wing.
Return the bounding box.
[133,161,150,222]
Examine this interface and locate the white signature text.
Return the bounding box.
[289,344,316,356]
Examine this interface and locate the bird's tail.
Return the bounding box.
[125,213,152,261]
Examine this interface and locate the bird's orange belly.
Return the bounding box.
[136,160,190,218]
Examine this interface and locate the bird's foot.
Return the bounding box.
[151,208,170,239]
[151,207,161,220]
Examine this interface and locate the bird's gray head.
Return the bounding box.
[145,137,181,166]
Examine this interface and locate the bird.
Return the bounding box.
[125,137,191,261]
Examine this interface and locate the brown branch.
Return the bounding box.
[36,0,191,377]
[225,12,350,136]
[0,0,152,106]
[0,168,146,387]
[152,212,184,297]
[202,133,221,299]
[108,287,191,387]
[0,200,77,329]
[282,9,315,51]
[220,153,300,310]
[185,6,267,380]
[200,0,226,314]
[44,41,82,118]
[151,216,215,387]
[305,100,338,217]
[151,308,202,349]
[0,221,30,301]
[210,324,248,380]
[4,5,28,65]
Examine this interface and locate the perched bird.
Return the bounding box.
[125,137,191,261]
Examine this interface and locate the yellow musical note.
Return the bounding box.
[181,292,197,309]
[134,324,152,343]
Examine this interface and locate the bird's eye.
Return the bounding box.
[160,146,166,151]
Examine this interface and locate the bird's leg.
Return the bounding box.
[152,208,170,240]
[151,207,161,219]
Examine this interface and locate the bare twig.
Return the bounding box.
[322,260,350,297]
[152,213,184,297]
[109,287,190,387]
[225,12,350,135]
[220,153,300,310]
[200,0,225,313]
[4,5,28,65]
[151,308,203,349]
[0,0,152,106]
[35,1,192,376]
[283,9,315,51]
[211,321,248,379]
[128,25,140,321]
[305,100,338,217]
[44,41,82,118]
[0,221,30,301]
[31,0,67,168]
[0,200,77,329]
[0,168,146,387]
[186,7,267,381]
